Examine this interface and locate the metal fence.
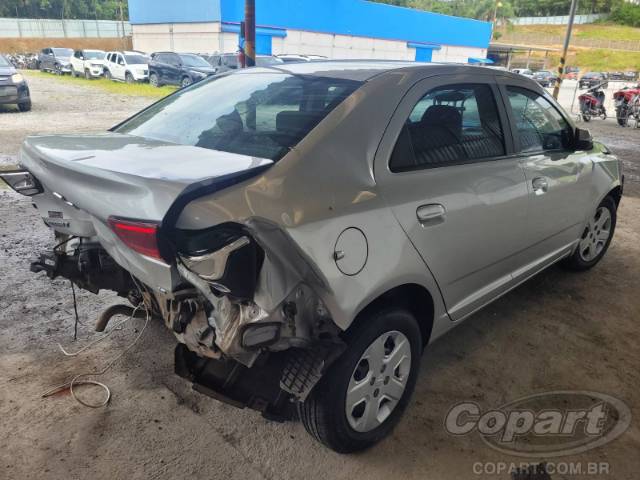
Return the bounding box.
[0,17,131,38]
[510,14,607,26]
[500,32,640,52]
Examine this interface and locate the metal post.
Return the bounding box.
[525,48,531,69]
[553,0,578,100]
[119,1,126,50]
[244,0,256,67]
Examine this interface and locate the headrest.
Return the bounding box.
[276,111,321,135]
[216,110,243,134]
[421,105,462,137]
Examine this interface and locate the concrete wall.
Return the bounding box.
[132,21,485,62]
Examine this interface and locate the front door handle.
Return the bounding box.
[532,177,549,195]
[416,203,446,226]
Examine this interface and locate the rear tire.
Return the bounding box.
[582,113,591,122]
[18,100,32,112]
[298,308,422,453]
[562,196,617,271]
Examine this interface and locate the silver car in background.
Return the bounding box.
[1,62,623,453]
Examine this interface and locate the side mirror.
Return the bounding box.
[575,127,593,151]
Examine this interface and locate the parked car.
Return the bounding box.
[0,54,31,111]
[511,68,533,78]
[149,52,216,88]
[2,62,623,453]
[608,71,625,81]
[103,51,149,83]
[623,71,638,81]
[277,54,329,63]
[69,49,106,79]
[38,47,73,74]
[532,70,558,87]
[580,72,608,89]
[203,52,284,72]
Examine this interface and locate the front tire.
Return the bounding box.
[104,69,112,81]
[125,72,134,84]
[562,196,617,271]
[298,308,422,453]
[149,72,160,87]
[181,76,193,88]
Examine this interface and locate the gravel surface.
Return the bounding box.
[1,72,640,479]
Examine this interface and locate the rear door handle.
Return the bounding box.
[416,203,446,226]
[532,177,549,195]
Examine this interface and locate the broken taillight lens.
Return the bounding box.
[108,217,162,259]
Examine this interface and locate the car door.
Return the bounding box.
[374,75,530,321]
[166,53,181,85]
[113,53,126,81]
[497,79,593,268]
[41,49,52,69]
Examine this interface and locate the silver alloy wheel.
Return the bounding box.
[579,206,612,262]
[345,330,411,433]
[182,77,192,88]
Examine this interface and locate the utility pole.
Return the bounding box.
[553,0,578,100]
[244,0,256,67]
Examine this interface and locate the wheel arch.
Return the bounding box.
[607,185,623,207]
[347,283,434,348]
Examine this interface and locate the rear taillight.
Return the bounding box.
[108,217,162,260]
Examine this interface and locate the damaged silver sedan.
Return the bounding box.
[2,62,623,453]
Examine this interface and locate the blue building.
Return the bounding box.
[128,0,492,63]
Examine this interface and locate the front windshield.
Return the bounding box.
[85,51,105,60]
[124,54,147,64]
[536,71,550,76]
[115,72,362,161]
[53,48,73,57]
[0,55,10,67]
[180,54,210,68]
[256,56,284,67]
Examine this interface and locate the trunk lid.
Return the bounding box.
[20,132,273,226]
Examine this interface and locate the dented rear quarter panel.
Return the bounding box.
[175,69,450,337]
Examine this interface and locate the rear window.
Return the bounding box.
[115,72,362,161]
[53,48,73,57]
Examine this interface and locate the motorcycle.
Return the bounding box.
[578,83,607,122]
[613,85,640,127]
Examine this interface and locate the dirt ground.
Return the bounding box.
[1,73,639,480]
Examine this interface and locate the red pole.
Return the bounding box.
[244,0,256,67]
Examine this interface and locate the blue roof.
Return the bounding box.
[128,0,492,49]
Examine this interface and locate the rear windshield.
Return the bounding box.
[115,72,362,161]
[53,48,73,57]
[179,54,211,68]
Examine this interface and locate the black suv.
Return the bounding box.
[0,54,31,112]
[148,52,216,88]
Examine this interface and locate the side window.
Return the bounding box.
[390,84,505,172]
[118,54,125,66]
[506,86,573,153]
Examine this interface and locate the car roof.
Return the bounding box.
[241,60,526,82]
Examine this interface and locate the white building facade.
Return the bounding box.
[129,0,491,64]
